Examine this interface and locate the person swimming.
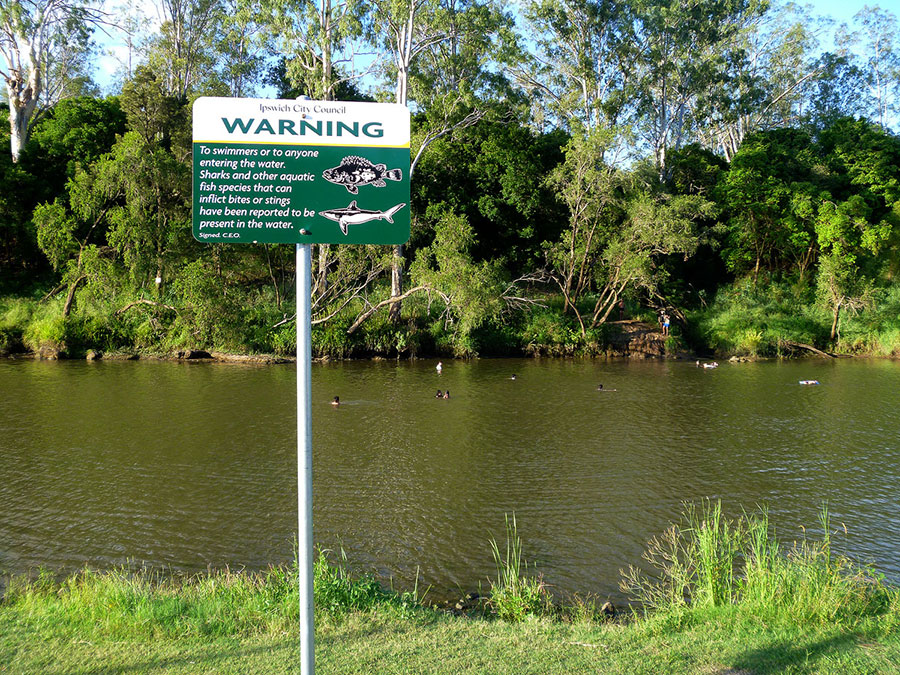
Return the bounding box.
[331,396,340,406]
[510,374,517,380]
[597,384,617,392]
[443,390,451,399]
[435,389,444,398]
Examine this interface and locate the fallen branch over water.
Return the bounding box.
[782,340,835,358]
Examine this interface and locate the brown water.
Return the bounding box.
[2,357,899,601]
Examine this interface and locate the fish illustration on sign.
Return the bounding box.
[319,200,407,235]
[322,156,403,194]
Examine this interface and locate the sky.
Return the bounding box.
[805,0,876,24]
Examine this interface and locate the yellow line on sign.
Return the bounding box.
[192,140,410,149]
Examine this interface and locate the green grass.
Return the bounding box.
[688,276,900,357]
[3,591,900,673]
[3,505,899,673]
[688,278,829,356]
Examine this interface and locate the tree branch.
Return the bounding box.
[346,285,428,334]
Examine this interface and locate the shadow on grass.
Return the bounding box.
[730,632,858,674]
[41,639,297,675]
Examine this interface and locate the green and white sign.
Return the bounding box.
[192,97,411,245]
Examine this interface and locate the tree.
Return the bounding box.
[411,119,567,272]
[815,195,892,342]
[715,128,821,282]
[213,0,269,97]
[0,115,39,274]
[0,0,104,161]
[819,117,900,210]
[703,1,824,161]
[20,95,125,198]
[143,0,222,99]
[631,0,759,178]
[33,68,191,317]
[372,0,515,322]
[841,6,900,129]
[544,129,712,334]
[801,52,867,130]
[408,202,505,352]
[515,0,635,132]
[261,0,370,101]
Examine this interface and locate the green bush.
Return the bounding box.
[521,310,583,356]
[314,549,390,619]
[689,277,831,356]
[0,298,32,353]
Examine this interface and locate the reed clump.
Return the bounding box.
[487,513,551,622]
[621,500,899,630]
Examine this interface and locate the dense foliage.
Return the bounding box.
[1,1,899,358]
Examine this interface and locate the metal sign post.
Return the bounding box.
[191,97,409,675]
[296,242,314,673]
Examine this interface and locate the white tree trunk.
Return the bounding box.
[5,45,41,163]
[389,0,415,323]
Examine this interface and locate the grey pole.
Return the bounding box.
[297,242,314,674]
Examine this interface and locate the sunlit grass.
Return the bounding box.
[3,504,899,673]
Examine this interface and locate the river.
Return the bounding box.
[2,357,899,602]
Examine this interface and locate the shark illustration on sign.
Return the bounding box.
[319,200,407,235]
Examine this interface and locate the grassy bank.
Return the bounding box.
[0,291,619,360]
[687,278,900,358]
[7,281,900,361]
[3,504,899,673]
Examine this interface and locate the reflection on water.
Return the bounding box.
[1,357,899,601]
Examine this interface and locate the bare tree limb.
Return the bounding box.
[346,285,428,335]
[115,299,177,315]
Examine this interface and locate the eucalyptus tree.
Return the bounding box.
[257,0,372,309]
[515,0,635,133]
[630,0,777,176]
[260,0,371,101]
[371,0,516,322]
[214,0,269,97]
[801,52,868,130]
[701,0,823,161]
[141,0,223,98]
[837,6,899,129]
[0,0,105,161]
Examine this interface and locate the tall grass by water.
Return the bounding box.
[3,503,898,640]
[621,501,900,632]
[487,513,550,622]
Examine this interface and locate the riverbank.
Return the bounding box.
[6,276,900,362]
[3,504,899,673]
